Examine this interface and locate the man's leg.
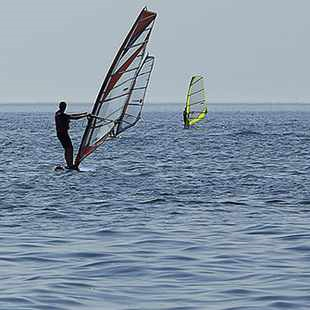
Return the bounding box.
[58,133,74,168]
[64,145,73,168]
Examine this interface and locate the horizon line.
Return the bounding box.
[0,101,309,105]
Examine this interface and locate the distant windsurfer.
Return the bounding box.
[55,101,88,170]
[183,108,189,129]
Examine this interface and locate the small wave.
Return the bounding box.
[287,245,310,252]
[278,233,310,241]
[264,199,286,204]
[298,200,310,205]
[169,211,183,215]
[0,297,34,305]
[162,255,197,262]
[268,301,303,309]
[221,288,256,295]
[65,251,105,259]
[221,200,249,206]
[16,255,63,264]
[140,198,166,204]
[94,229,119,236]
[124,206,141,212]
[233,129,262,136]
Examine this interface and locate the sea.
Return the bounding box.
[0,103,309,310]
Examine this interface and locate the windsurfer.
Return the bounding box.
[55,101,88,170]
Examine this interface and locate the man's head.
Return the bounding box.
[59,101,67,112]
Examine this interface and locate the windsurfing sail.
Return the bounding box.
[185,75,208,126]
[115,54,155,135]
[75,7,157,167]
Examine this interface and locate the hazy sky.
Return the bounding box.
[1,0,310,104]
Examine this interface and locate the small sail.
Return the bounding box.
[185,75,208,126]
[75,8,157,166]
[115,55,155,135]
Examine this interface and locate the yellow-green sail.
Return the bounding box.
[185,75,208,126]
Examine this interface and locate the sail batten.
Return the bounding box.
[190,77,203,86]
[127,40,149,50]
[103,92,133,103]
[190,100,206,106]
[190,89,204,96]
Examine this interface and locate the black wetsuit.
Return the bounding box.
[55,110,72,148]
[183,110,189,128]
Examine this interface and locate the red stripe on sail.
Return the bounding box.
[79,133,111,162]
[99,45,146,103]
[129,11,156,46]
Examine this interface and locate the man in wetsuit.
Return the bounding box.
[55,101,88,170]
[183,108,189,129]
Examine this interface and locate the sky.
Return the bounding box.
[0,0,310,104]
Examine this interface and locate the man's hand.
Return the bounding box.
[87,113,94,120]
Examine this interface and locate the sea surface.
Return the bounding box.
[0,103,310,310]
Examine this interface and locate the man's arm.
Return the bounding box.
[68,112,88,120]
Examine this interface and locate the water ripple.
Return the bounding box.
[1,107,310,309]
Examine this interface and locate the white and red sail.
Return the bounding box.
[75,8,157,166]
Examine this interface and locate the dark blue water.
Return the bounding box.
[0,103,310,310]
